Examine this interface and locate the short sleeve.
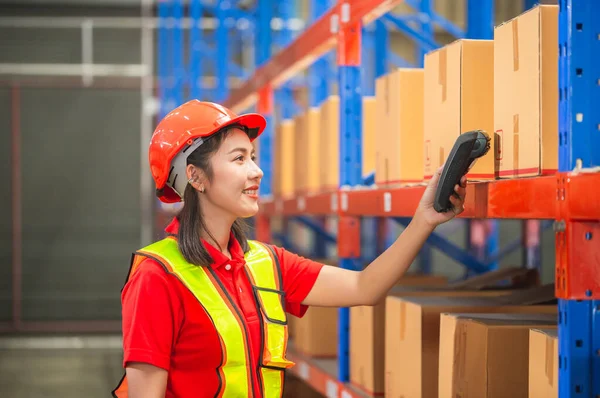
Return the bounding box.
[270,246,325,318]
[121,258,183,371]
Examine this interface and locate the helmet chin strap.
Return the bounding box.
[167,137,205,199]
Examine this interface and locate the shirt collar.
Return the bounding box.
[165,217,245,269]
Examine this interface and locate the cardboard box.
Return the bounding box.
[304,107,321,194]
[494,5,558,178]
[424,39,495,180]
[291,306,339,357]
[318,95,340,192]
[438,313,557,398]
[385,295,557,398]
[529,328,558,398]
[291,259,339,357]
[362,96,376,179]
[293,112,307,194]
[275,120,295,198]
[350,288,512,396]
[375,68,425,185]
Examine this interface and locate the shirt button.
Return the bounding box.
[225,264,232,271]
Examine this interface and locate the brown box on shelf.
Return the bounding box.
[424,39,495,180]
[293,112,307,194]
[385,295,557,398]
[318,95,339,192]
[528,328,558,398]
[304,107,321,194]
[290,306,339,358]
[375,68,425,185]
[494,4,559,178]
[291,259,339,357]
[275,119,296,198]
[348,271,530,397]
[438,313,557,398]
[363,96,377,179]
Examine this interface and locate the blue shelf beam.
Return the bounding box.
[524,0,538,11]
[291,216,337,245]
[381,13,439,52]
[255,0,273,197]
[394,218,489,274]
[404,0,466,39]
[415,0,433,67]
[188,0,204,100]
[309,0,332,107]
[274,1,297,120]
[466,0,494,40]
[374,20,388,77]
[215,1,229,102]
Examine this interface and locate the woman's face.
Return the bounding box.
[202,128,263,219]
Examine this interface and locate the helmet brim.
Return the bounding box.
[223,112,267,141]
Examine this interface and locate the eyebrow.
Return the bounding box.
[227,147,255,155]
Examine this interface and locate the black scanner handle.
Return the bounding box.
[433,130,490,213]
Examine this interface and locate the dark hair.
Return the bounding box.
[176,126,250,266]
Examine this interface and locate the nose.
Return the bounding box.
[249,160,264,180]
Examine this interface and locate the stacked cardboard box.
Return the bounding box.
[528,328,558,398]
[494,4,558,178]
[348,267,539,396]
[385,291,557,398]
[291,259,339,357]
[273,120,296,198]
[318,95,339,192]
[438,313,557,398]
[350,274,448,394]
[423,39,495,181]
[375,68,425,186]
[362,96,377,180]
[317,95,376,190]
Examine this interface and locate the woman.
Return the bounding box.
[112,100,466,398]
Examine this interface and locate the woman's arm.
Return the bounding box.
[125,363,168,398]
[302,168,466,307]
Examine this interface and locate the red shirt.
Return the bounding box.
[120,218,324,398]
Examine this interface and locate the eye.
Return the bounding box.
[251,154,257,162]
[234,155,244,162]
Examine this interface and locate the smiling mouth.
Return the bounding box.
[242,189,258,196]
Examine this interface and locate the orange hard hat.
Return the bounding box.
[149,100,266,203]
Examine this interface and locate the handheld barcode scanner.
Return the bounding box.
[433,130,490,213]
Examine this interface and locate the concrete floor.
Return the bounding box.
[0,335,320,398]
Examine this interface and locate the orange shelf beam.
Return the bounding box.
[260,192,338,216]
[486,176,557,219]
[223,0,405,112]
[259,173,600,220]
[559,172,600,220]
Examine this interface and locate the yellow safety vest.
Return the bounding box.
[112,236,295,398]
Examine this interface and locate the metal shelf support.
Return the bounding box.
[337,2,363,381]
[255,0,273,242]
[557,1,600,397]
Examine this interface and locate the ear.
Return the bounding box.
[186,164,207,192]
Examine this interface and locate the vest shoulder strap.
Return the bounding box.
[245,240,282,291]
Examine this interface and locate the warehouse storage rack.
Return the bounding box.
[155,0,600,397]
